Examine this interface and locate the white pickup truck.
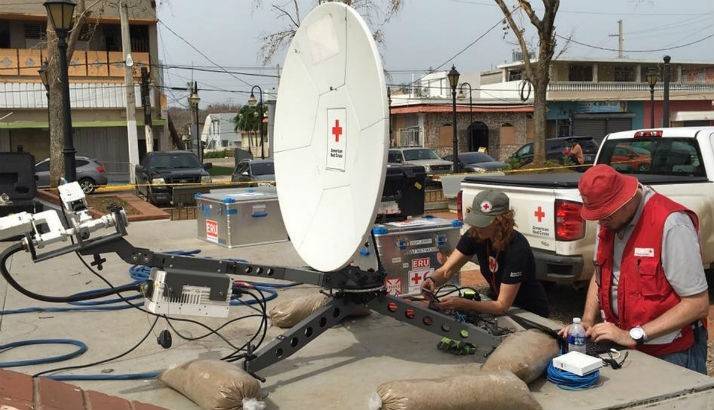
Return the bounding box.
[459,127,714,284]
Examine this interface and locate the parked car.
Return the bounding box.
[135,151,212,204]
[231,159,275,186]
[442,152,505,173]
[35,156,108,193]
[508,136,599,168]
[460,127,714,284]
[388,147,453,173]
[610,145,652,172]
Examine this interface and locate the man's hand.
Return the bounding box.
[557,320,593,339]
[436,296,470,311]
[587,322,636,348]
[421,275,438,297]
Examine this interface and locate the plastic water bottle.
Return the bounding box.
[567,317,587,354]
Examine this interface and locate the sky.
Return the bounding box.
[156,0,714,108]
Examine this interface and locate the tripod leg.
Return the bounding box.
[367,294,502,356]
[244,296,359,373]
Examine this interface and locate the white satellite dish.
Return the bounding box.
[273,2,389,272]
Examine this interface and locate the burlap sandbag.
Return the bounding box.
[481,329,559,384]
[269,293,329,328]
[159,359,261,410]
[372,371,541,410]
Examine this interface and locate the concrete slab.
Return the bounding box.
[1,219,713,410]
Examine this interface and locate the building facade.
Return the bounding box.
[481,57,714,141]
[201,113,240,152]
[390,70,534,160]
[0,0,167,182]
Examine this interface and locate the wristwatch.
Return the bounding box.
[629,326,647,345]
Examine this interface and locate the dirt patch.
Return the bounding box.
[86,195,140,216]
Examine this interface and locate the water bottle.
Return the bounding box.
[567,317,587,354]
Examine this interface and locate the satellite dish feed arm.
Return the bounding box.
[77,239,327,287]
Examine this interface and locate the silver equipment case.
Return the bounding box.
[372,216,463,296]
[196,187,288,248]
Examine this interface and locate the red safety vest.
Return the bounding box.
[596,193,699,357]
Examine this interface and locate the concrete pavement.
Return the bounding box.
[1,219,713,409]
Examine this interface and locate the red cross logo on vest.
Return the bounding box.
[480,201,492,213]
[332,119,343,142]
[534,206,545,222]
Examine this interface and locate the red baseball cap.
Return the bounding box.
[578,164,638,220]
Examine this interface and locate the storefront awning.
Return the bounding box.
[672,111,714,122]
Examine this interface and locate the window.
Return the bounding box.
[515,143,533,157]
[388,151,403,163]
[461,152,495,163]
[35,161,49,172]
[599,138,704,176]
[398,126,420,147]
[0,21,10,48]
[614,65,636,82]
[24,23,45,40]
[403,149,440,161]
[250,162,274,176]
[508,70,522,81]
[568,64,593,82]
[76,159,90,168]
[148,153,201,169]
[234,161,249,175]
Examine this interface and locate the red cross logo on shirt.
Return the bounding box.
[332,119,343,142]
[534,206,545,223]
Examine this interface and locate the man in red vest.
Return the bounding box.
[559,164,709,373]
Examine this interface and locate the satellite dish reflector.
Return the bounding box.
[274,2,389,272]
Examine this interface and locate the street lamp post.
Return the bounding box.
[662,56,671,128]
[44,0,77,182]
[458,82,473,151]
[447,65,461,172]
[248,86,265,159]
[646,67,658,128]
[188,82,201,162]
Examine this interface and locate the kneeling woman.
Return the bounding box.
[423,190,550,317]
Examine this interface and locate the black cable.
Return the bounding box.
[222,288,268,362]
[73,252,248,352]
[32,315,159,378]
[0,243,141,303]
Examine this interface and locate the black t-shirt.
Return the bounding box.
[456,230,549,317]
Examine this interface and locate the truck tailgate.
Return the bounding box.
[461,182,559,252]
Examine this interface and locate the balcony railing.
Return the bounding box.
[548,81,714,92]
[0,48,150,78]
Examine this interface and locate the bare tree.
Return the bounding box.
[255,0,403,64]
[45,0,106,187]
[494,0,559,166]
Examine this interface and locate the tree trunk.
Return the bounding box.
[46,29,65,188]
[532,77,548,167]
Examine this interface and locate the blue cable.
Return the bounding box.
[0,339,88,368]
[546,360,600,390]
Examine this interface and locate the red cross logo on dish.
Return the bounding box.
[480,201,492,213]
[534,206,545,223]
[488,256,499,273]
[332,119,343,142]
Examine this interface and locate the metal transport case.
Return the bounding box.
[372,216,463,295]
[196,187,288,248]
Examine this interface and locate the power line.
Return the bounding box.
[157,19,254,88]
[446,0,714,17]
[558,32,714,53]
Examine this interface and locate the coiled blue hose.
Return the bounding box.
[0,339,88,368]
[546,360,600,390]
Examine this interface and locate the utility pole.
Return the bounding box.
[609,19,624,59]
[662,56,671,127]
[120,0,140,183]
[140,66,154,153]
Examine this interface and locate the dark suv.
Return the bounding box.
[135,151,212,204]
[508,136,599,168]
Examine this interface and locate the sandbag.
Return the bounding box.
[372,370,541,410]
[481,329,559,384]
[269,293,329,328]
[159,359,261,410]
